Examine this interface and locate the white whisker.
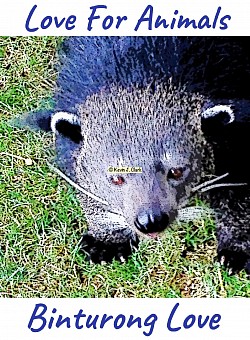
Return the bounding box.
[48,163,108,205]
[200,182,247,193]
[192,173,229,192]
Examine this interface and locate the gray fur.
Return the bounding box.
[75,85,207,233]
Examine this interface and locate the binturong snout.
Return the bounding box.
[134,203,172,237]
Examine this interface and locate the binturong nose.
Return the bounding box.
[134,204,169,235]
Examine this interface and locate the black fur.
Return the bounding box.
[26,37,250,272]
[81,233,139,263]
[55,120,82,144]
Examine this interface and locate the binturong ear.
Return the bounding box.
[201,99,250,137]
[201,104,235,125]
[201,104,235,137]
[51,112,83,144]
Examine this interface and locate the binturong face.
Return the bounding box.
[80,142,201,238]
[52,85,207,238]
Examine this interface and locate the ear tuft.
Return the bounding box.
[51,112,82,144]
[201,105,235,124]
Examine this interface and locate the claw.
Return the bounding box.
[119,255,126,263]
[80,232,139,263]
[220,255,226,266]
[218,249,249,275]
[130,239,138,252]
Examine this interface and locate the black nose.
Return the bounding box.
[135,211,169,234]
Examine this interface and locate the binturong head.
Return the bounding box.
[50,84,208,238]
[49,85,213,236]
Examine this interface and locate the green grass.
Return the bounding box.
[0,37,249,298]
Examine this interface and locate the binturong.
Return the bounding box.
[20,37,250,274]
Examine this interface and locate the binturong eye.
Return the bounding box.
[110,175,125,186]
[167,167,184,181]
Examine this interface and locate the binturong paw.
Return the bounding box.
[80,233,139,264]
[218,248,250,275]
